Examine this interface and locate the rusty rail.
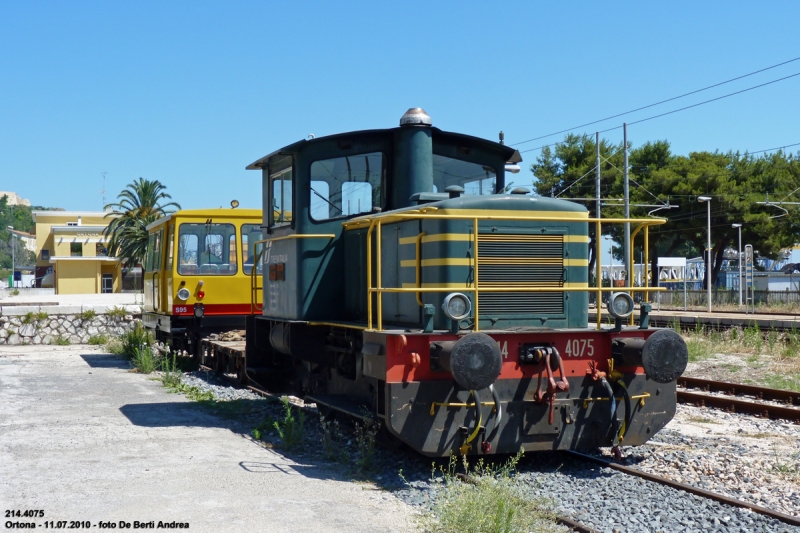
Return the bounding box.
[565,450,800,527]
[678,376,800,405]
[677,390,800,423]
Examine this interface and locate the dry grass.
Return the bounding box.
[681,323,800,392]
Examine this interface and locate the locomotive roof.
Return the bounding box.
[246,127,521,170]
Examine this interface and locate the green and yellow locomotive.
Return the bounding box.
[242,108,688,456]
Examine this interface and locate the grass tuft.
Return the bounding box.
[49,334,70,346]
[79,309,97,321]
[418,453,560,533]
[88,334,109,345]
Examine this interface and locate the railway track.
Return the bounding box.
[677,376,800,423]
[565,450,800,528]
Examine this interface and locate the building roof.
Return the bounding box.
[32,210,117,221]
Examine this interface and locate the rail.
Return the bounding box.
[343,209,666,331]
[249,234,336,314]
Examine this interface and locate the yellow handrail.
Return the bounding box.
[355,210,666,332]
[253,234,336,245]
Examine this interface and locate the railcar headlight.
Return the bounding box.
[177,288,191,300]
[443,293,471,321]
[193,303,204,318]
[607,292,635,319]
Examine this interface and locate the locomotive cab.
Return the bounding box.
[245,109,687,456]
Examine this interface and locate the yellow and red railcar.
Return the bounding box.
[142,208,263,354]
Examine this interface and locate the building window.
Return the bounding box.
[42,249,50,261]
[70,243,82,257]
[96,243,108,257]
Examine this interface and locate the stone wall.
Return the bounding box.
[0,312,139,345]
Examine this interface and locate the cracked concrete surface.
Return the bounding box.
[0,345,413,532]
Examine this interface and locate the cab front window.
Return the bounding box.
[178,223,237,275]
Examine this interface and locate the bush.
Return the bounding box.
[160,350,182,389]
[79,309,97,321]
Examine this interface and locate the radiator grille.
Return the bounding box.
[477,234,565,315]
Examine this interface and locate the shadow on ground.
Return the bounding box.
[80,353,130,369]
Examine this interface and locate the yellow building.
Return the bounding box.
[32,211,122,294]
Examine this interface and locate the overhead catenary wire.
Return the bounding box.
[512,55,800,147]
[520,71,800,155]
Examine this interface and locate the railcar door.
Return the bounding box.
[143,228,164,313]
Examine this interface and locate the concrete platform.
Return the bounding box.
[0,345,413,532]
[590,308,800,331]
[0,293,143,316]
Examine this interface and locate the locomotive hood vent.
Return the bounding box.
[400,108,432,127]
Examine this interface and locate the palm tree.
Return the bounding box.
[103,178,181,268]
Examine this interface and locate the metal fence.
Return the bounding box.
[651,289,800,307]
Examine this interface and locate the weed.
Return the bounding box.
[119,323,154,359]
[354,419,379,475]
[319,415,350,463]
[719,364,742,373]
[773,449,800,482]
[50,334,70,346]
[11,288,19,296]
[251,414,276,441]
[763,373,800,393]
[107,306,127,319]
[131,345,157,374]
[79,309,97,321]
[418,452,559,533]
[686,336,713,362]
[22,311,48,325]
[160,350,182,389]
[88,334,109,345]
[273,397,305,450]
[106,337,124,355]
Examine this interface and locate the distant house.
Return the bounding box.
[10,229,36,253]
[32,211,121,294]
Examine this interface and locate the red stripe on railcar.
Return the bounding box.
[171,304,254,316]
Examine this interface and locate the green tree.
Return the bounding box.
[531,137,800,289]
[103,178,181,267]
[531,134,625,276]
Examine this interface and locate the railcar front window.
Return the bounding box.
[309,152,384,221]
[270,167,293,225]
[177,223,237,275]
[241,224,264,275]
[433,155,497,195]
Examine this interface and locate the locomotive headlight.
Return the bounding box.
[443,293,471,321]
[607,292,635,319]
[176,287,191,300]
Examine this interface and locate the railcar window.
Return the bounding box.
[309,152,384,221]
[433,155,497,195]
[177,223,237,275]
[241,224,264,275]
[145,230,162,272]
[166,225,175,271]
[270,168,293,225]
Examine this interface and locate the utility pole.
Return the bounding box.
[623,123,630,288]
[595,132,601,287]
[7,226,14,289]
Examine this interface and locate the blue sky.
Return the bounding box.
[2,1,799,211]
